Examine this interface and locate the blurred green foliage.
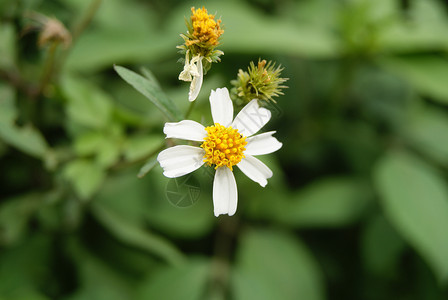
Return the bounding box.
[1,0,448,299]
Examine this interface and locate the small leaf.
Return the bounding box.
[136,258,209,300]
[0,234,52,298]
[0,122,49,159]
[232,228,324,300]
[63,159,105,201]
[91,201,184,265]
[123,135,163,162]
[74,129,123,168]
[406,106,448,166]
[0,83,49,158]
[374,150,448,283]
[67,240,133,300]
[61,75,113,129]
[0,194,43,246]
[114,65,182,121]
[361,215,406,278]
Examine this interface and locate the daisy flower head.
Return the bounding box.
[157,88,282,217]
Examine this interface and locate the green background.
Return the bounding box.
[1,0,448,299]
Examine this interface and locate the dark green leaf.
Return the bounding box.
[362,215,406,278]
[406,106,448,166]
[232,228,324,300]
[374,150,448,283]
[66,240,133,300]
[63,159,106,201]
[61,75,113,129]
[0,82,48,158]
[136,258,209,300]
[91,200,185,265]
[0,234,52,298]
[123,135,163,162]
[0,194,43,246]
[114,65,182,121]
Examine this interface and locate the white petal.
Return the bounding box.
[245,131,282,156]
[232,100,271,137]
[163,120,206,141]
[213,167,238,217]
[209,87,233,126]
[157,145,205,178]
[237,155,273,187]
[188,56,203,102]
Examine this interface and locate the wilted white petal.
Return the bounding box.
[245,131,282,156]
[163,120,206,141]
[157,145,205,178]
[209,87,233,126]
[179,67,192,81]
[237,155,273,187]
[213,167,238,217]
[188,56,203,102]
[232,100,271,137]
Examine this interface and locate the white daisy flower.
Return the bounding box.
[157,87,282,217]
[178,51,203,102]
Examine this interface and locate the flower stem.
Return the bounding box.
[184,100,196,119]
[37,41,58,98]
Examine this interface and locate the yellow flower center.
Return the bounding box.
[201,123,247,170]
[187,7,223,47]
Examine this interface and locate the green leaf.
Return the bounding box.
[281,177,370,227]
[114,65,181,121]
[379,56,448,105]
[74,127,123,168]
[61,75,113,129]
[232,228,324,300]
[63,159,105,201]
[0,194,43,246]
[0,83,49,158]
[143,171,215,239]
[0,123,49,159]
[136,258,209,300]
[0,23,16,69]
[123,134,163,162]
[91,200,184,266]
[0,87,48,157]
[374,150,448,283]
[361,215,406,278]
[0,234,52,298]
[406,106,448,166]
[66,239,133,300]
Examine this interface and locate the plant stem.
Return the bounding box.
[184,100,196,119]
[37,42,58,98]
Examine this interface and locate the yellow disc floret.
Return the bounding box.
[201,123,247,170]
[187,7,224,47]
